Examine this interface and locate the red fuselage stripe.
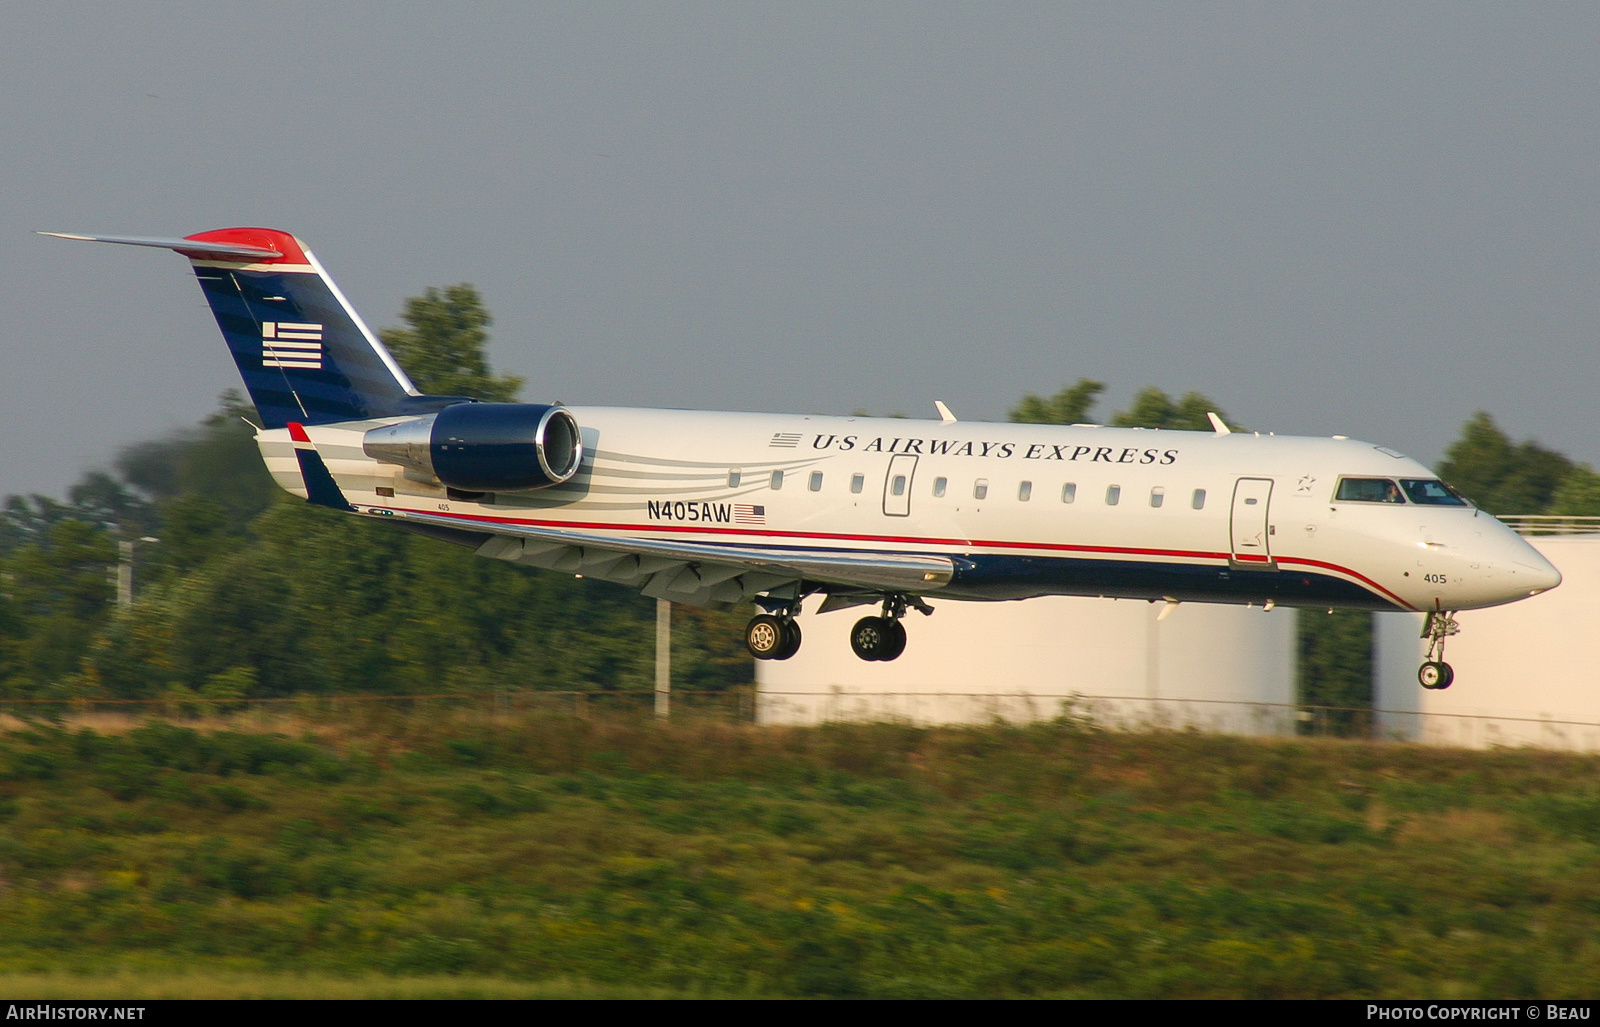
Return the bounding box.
[385,506,1414,609]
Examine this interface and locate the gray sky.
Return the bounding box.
[1,3,1595,497]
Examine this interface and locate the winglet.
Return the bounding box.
[1207,412,1231,436]
[38,231,285,262]
[286,423,356,511]
[934,400,957,425]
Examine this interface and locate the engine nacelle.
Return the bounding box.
[362,403,583,493]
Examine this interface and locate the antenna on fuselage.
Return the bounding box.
[1207,412,1231,436]
[934,401,957,425]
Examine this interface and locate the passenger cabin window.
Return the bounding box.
[1106,485,1121,506]
[891,474,907,497]
[933,477,948,498]
[1192,489,1206,510]
[850,474,864,494]
[808,471,823,492]
[1061,483,1077,504]
[1335,477,1406,504]
[1018,481,1032,501]
[770,470,784,490]
[1400,479,1470,506]
[728,469,741,488]
[1150,486,1164,508]
[974,478,989,500]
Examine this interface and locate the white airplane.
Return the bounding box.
[45,227,1563,690]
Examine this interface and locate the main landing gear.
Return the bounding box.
[1418,609,1460,690]
[746,612,802,661]
[850,594,930,662]
[850,615,906,662]
[744,593,931,662]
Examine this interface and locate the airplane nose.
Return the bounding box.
[1514,552,1562,596]
[1462,523,1564,607]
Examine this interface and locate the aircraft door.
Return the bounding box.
[1230,478,1276,568]
[883,455,918,517]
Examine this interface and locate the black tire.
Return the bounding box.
[773,619,802,661]
[746,615,786,660]
[878,618,907,661]
[1418,661,1455,690]
[850,617,888,661]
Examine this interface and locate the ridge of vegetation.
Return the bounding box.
[0,709,1596,998]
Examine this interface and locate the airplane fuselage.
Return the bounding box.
[266,408,1559,614]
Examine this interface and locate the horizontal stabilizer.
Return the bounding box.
[44,226,425,429]
[38,232,282,261]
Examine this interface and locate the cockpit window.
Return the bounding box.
[1335,477,1407,503]
[1400,478,1470,506]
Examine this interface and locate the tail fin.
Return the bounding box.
[43,228,465,429]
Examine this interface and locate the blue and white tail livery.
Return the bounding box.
[41,228,464,429]
[45,227,1563,688]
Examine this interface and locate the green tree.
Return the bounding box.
[1297,610,1372,736]
[1435,412,1572,514]
[0,494,77,556]
[1008,379,1105,425]
[0,520,116,695]
[1111,387,1236,431]
[379,285,524,401]
[1548,465,1600,517]
[115,390,275,537]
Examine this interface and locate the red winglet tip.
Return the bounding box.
[181,227,310,264]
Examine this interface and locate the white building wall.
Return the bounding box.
[757,595,1295,734]
[1373,535,1600,751]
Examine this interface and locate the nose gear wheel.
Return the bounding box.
[1418,610,1460,690]
[1419,660,1454,690]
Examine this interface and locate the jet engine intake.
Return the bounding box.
[363,403,583,492]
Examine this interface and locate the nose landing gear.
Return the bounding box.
[1418,610,1460,689]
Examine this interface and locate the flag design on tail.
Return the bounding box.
[261,322,325,369]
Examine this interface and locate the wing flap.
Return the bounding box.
[390,509,954,594]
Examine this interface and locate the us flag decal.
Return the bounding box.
[262,321,324,369]
[734,504,766,525]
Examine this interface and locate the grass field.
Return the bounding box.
[0,705,1596,998]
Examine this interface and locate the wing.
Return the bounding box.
[282,421,953,606]
[387,508,954,606]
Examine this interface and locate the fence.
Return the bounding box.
[1,689,1597,752]
[762,690,1600,750]
[0,690,756,725]
[1497,514,1600,536]
[757,689,1304,735]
